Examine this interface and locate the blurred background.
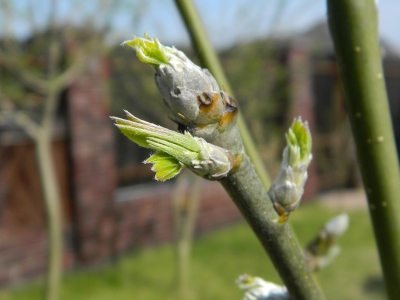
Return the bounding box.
[0,0,399,299]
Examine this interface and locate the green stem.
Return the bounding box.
[328,1,400,299]
[221,156,323,300]
[174,0,271,189]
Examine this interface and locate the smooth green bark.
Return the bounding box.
[174,0,271,189]
[328,1,400,299]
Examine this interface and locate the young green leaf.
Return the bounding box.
[145,151,183,181]
[287,118,312,162]
[123,32,171,66]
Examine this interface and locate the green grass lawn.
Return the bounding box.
[0,200,386,300]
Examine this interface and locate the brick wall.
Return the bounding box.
[0,141,75,287]
[0,226,47,287]
[67,56,118,264]
[113,181,242,254]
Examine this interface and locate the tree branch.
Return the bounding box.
[0,54,49,94]
[328,1,400,299]
[0,97,39,139]
[52,52,87,91]
[220,157,322,300]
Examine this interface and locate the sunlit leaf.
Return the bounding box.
[123,32,170,66]
[145,151,183,181]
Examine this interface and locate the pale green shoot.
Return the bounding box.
[111,111,200,181]
[286,117,312,166]
[268,117,312,222]
[123,32,171,66]
[111,111,234,181]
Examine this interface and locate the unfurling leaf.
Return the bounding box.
[286,117,312,163]
[145,151,183,181]
[123,32,171,66]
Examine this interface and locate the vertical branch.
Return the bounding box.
[42,0,62,129]
[174,0,271,189]
[172,171,201,295]
[35,135,63,300]
[40,73,62,300]
[25,0,41,36]
[1,0,14,40]
[40,2,64,298]
[183,176,201,251]
[328,1,400,299]
[42,61,61,129]
[38,90,63,300]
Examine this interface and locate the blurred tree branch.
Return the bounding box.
[328,1,400,299]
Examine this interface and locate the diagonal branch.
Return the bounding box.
[0,97,39,139]
[14,110,40,139]
[0,53,49,94]
[42,43,87,129]
[52,52,87,92]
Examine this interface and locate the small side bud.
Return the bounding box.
[236,274,289,300]
[324,213,349,237]
[305,213,349,271]
[190,138,236,179]
[268,117,312,222]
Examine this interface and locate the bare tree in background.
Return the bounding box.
[0,0,147,299]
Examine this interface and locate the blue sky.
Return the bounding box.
[129,0,400,51]
[3,0,400,52]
